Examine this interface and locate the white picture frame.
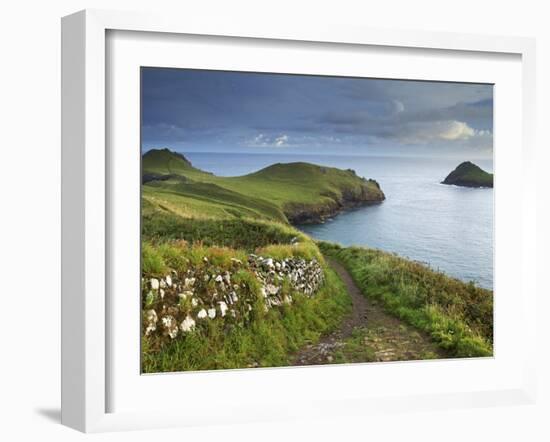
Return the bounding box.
[61,9,537,433]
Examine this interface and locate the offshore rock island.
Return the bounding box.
[442,161,493,188]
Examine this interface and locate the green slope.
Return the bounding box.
[142,148,195,175]
[442,161,493,188]
[142,148,385,224]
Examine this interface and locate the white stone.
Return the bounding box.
[214,275,223,283]
[165,275,172,287]
[159,279,166,288]
[180,315,196,332]
[266,284,279,295]
[218,301,228,317]
[270,298,282,306]
[197,309,207,319]
[159,288,165,299]
[184,277,196,288]
[161,315,178,339]
[150,278,160,290]
[178,290,194,300]
[144,309,158,336]
[208,308,216,319]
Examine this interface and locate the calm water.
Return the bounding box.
[186,152,494,289]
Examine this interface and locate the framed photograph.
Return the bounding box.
[61,9,537,432]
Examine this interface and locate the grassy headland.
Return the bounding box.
[143,148,385,224]
[442,161,493,188]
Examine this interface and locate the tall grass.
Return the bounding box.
[142,202,308,250]
[141,240,351,372]
[319,242,493,358]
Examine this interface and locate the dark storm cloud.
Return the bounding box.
[141,68,493,157]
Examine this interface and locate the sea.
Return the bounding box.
[185,151,494,289]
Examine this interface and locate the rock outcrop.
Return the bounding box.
[442,161,493,188]
[285,178,385,224]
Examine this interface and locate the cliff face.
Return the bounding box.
[285,179,385,224]
[442,161,493,188]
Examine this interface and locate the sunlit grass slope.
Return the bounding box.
[142,148,384,224]
[319,242,493,358]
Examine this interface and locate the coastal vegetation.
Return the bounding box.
[143,148,385,224]
[141,240,351,372]
[141,148,381,371]
[442,161,493,188]
[319,242,493,357]
[141,148,493,372]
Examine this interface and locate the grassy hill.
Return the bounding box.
[142,148,385,224]
[442,161,493,188]
[142,148,195,175]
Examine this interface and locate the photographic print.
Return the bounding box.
[140,68,493,373]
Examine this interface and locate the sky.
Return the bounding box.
[141,68,493,159]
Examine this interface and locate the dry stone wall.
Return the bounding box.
[142,254,324,343]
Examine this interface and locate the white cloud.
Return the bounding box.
[397,120,479,144]
[246,133,290,148]
[252,133,266,145]
[393,100,405,114]
[438,120,475,140]
[274,134,288,146]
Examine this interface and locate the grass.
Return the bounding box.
[142,199,308,250]
[142,148,384,224]
[140,148,494,371]
[319,242,493,358]
[143,179,287,222]
[442,161,493,187]
[141,240,351,372]
[331,328,377,364]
